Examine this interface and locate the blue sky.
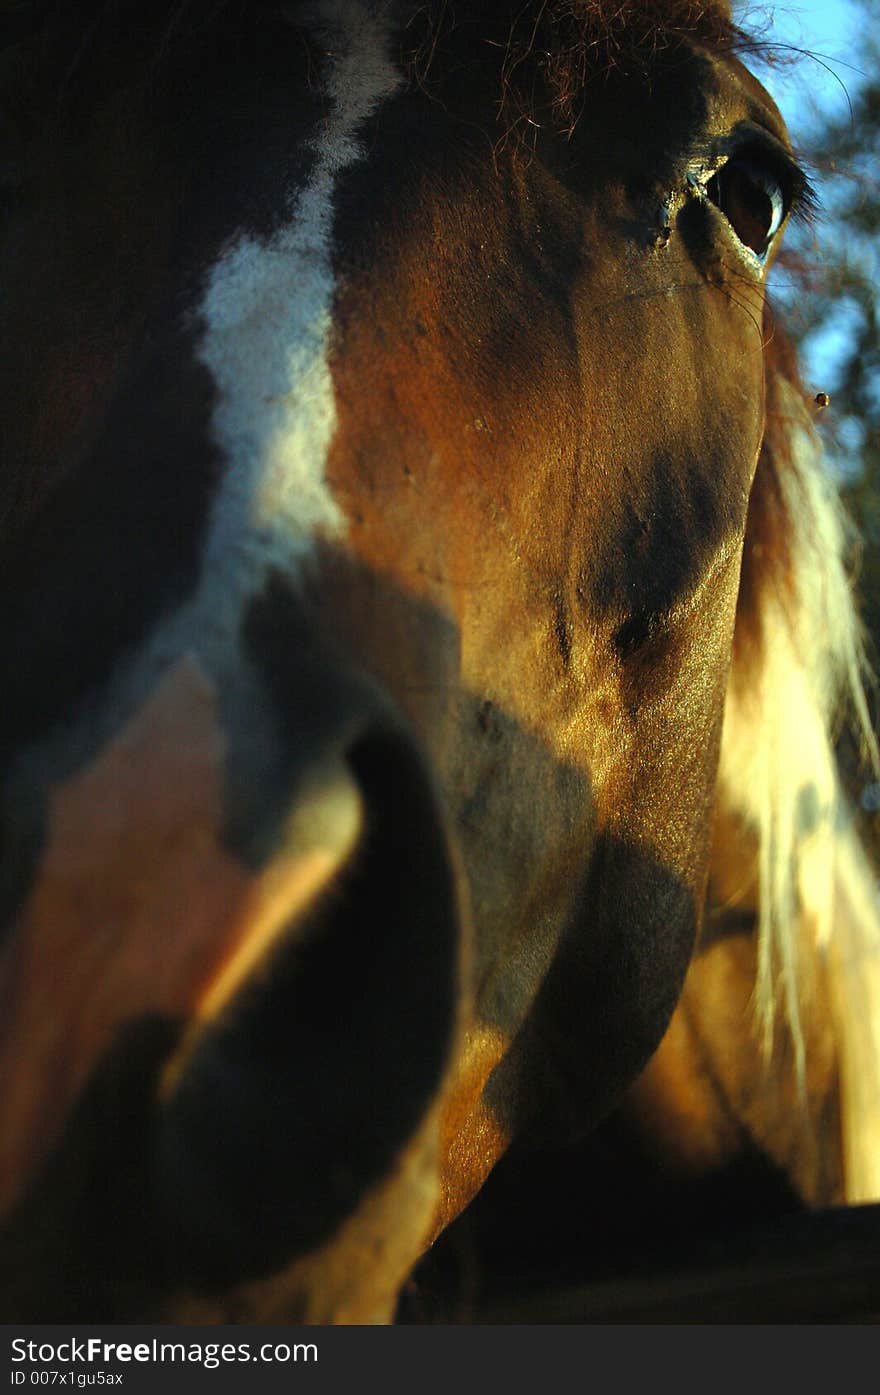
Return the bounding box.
[740,2,873,412]
[749,0,868,132]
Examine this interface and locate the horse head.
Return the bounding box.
[1,0,877,1320]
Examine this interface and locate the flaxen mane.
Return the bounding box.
[714,310,880,1196]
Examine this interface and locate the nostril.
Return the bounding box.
[161,757,366,1083]
[155,721,462,1285]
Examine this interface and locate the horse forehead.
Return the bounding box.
[192,0,765,609]
[694,51,790,152]
[2,0,772,728]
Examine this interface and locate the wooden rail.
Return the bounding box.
[476,1203,880,1323]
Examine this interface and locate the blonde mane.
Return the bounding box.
[717,339,880,1201]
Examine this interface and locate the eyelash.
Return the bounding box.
[690,138,816,264]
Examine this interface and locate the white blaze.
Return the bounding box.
[8,3,404,798]
[194,0,401,621]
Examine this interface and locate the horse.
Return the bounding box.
[1,0,878,1323]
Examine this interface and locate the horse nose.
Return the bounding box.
[0,642,463,1278]
[155,714,464,1284]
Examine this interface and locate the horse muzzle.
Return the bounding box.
[0,627,465,1313]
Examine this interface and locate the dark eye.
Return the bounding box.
[704,156,786,261]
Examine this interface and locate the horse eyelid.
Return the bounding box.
[687,145,815,265]
[724,133,817,227]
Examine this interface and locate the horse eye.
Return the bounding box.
[704,156,786,260]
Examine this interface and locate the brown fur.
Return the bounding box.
[1,0,876,1322]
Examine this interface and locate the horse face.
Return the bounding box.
[0,2,799,1318]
